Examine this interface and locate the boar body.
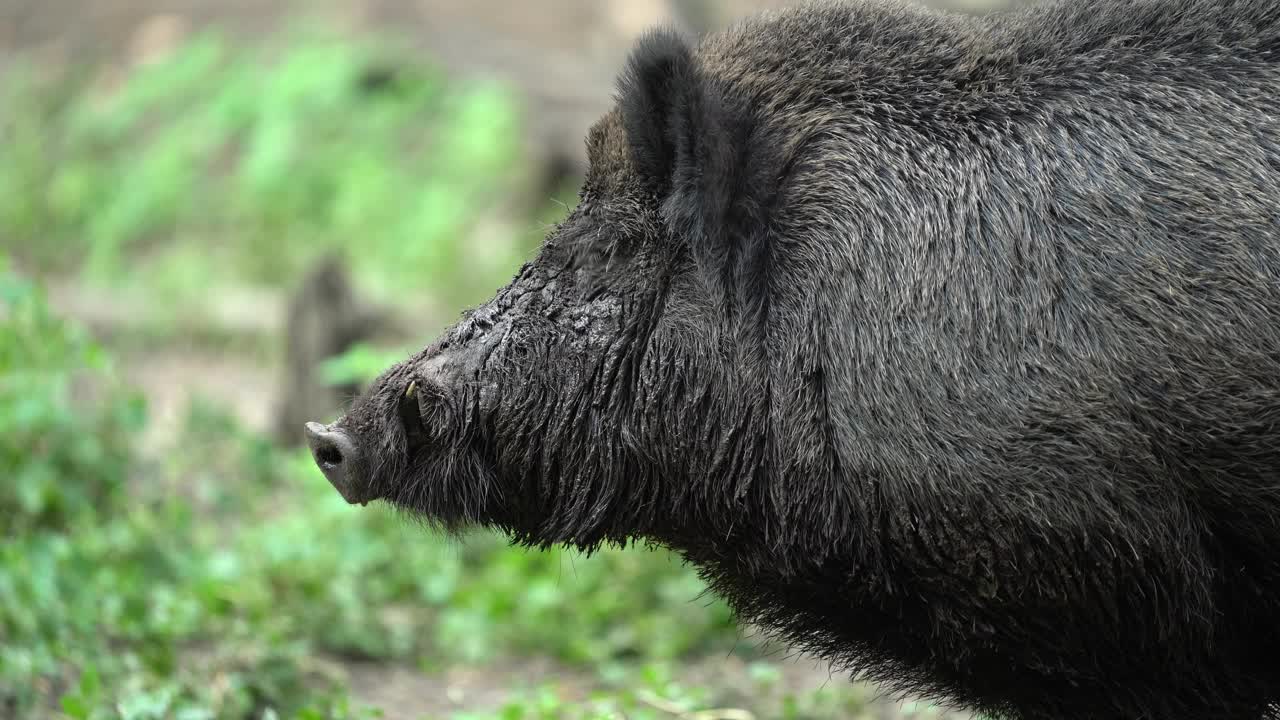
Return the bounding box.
[306,1,1280,718]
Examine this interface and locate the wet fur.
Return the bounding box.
[334,1,1280,718]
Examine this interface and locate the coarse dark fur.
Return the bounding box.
[322,0,1280,717]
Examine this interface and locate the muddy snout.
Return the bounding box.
[304,422,369,505]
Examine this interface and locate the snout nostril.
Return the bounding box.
[314,443,344,468]
[304,422,359,498]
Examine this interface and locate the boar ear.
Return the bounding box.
[619,29,781,295]
[617,28,696,193]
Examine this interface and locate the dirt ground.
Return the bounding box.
[336,651,973,720]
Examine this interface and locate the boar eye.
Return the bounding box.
[399,381,427,443]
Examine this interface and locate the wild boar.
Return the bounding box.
[305,0,1280,717]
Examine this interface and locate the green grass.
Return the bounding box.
[0,25,536,312]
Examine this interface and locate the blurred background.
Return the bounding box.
[1,0,1015,718]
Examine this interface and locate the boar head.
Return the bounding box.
[305,28,809,556]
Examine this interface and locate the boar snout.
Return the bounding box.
[304,421,369,505]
